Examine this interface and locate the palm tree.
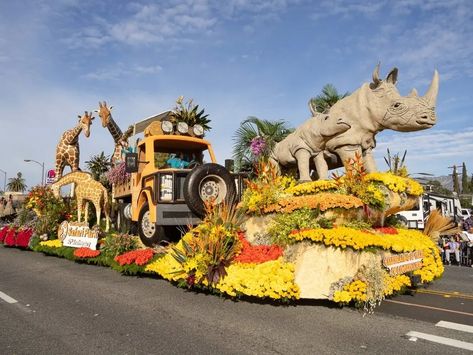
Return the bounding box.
[85,152,112,181]
[232,116,293,171]
[309,84,350,114]
[7,172,27,192]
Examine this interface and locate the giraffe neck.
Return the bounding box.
[55,174,79,188]
[63,124,83,145]
[106,114,123,143]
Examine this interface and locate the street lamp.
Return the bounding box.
[0,168,6,193]
[24,159,45,186]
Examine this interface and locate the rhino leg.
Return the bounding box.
[335,146,362,170]
[313,153,329,180]
[294,149,312,181]
[363,149,377,172]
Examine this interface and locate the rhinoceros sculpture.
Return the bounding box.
[271,64,439,180]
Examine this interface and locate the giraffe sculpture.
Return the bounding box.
[55,111,95,179]
[51,171,110,232]
[96,101,133,165]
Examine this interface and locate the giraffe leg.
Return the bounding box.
[94,203,101,228]
[84,202,89,222]
[77,198,83,222]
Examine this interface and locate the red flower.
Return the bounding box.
[114,249,155,266]
[375,227,398,235]
[74,247,101,258]
[4,227,17,247]
[15,229,33,248]
[0,226,9,243]
[234,233,283,264]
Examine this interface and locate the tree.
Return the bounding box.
[426,180,452,196]
[452,165,460,194]
[7,172,27,192]
[85,152,112,186]
[309,84,350,114]
[461,162,469,193]
[232,117,293,171]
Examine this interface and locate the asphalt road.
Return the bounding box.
[1,247,472,354]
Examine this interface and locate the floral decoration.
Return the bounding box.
[115,248,155,266]
[105,162,130,185]
[365,172,423,196]
[263,193,364,214]
[39,239,63,248]
[74,247,101,259]
[234,232,283,264]
[285,179,338,196]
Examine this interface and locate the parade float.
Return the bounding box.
[0,65,447,312]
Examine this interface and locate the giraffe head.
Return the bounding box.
[78,111,94,138]
[96,101,113,128]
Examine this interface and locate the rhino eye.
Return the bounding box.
[394,102,401,108]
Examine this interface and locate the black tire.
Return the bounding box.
[396,215,409,228]
[183,163,236,218]
[138,203,166,247]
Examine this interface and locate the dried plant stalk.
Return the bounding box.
[423,210,460,242]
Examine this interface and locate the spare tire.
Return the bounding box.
[184,163,236,218]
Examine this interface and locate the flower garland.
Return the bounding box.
[285,180,338,196]
[215,260,300,300]
[74,247,101,259]
[115,249,155,266]
[39,239,63,248]
[290,227,443,283]
[234,232,283,264]
[364,172,423,196]
[263,193,364,214]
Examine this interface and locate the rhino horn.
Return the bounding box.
[372,63,381,86]
[423,70,439,107]
[408,88,418,97]
[308,100,317,116]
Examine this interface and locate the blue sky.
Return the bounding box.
[1,0,472,189]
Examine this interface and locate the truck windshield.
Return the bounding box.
[153,139,211,169]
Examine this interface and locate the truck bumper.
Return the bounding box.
[156,204,201,226]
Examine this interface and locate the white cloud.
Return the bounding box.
[374,128,473,175]
[83,64,163,81]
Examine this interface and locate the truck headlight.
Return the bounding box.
[160,174,173,201]
[161,120,174,133]
[177,121,188,134]
[192,124,204,137]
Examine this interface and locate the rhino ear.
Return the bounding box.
[386,68,398,85]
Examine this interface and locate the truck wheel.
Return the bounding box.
[138,203,166,246]
[184,163,236,218]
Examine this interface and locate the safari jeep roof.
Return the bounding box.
[132,110,173,135]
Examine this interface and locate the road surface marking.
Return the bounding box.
[0,290,18,304]
[406,331,473,351]
[436,321,473,334]
[416,289,473,300]
[384,299,473,317]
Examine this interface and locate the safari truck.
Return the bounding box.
[113,111,241,246]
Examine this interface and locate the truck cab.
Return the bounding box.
[115,113,238,246]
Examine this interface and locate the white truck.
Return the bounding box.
[396,192,462,229]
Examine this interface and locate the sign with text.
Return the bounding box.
[46,169,56,185]
[383,250,424,276]
[58,221,99,250]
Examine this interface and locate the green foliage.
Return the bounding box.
[24,185,76,238]
[384,149,408,177]
[13,208,37,229]
[232,116,293,171]
[425,180,452,196]
[171,96,211,131]
[85,151,112,188]
[452,165,460,194]
[309,84,350,114]
[341,220,373,230]
[100,233,138,259]
[32,244,76,260]
[7,172,27,192]
[268,208,321,246]
[461,162,469,194]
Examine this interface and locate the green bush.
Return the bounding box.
[100,233,138,259]
[268,208,322,246]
